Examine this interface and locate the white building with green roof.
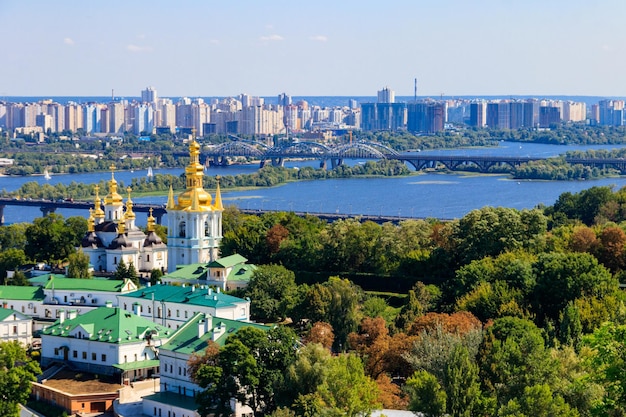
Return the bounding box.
[0,307,33,346]
[142,312,268,417]
[118,284,250,330]
[162,253,255,291]
[40,275,138,308]
[41,306,172,381]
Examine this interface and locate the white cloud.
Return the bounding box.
[309,35,328,42]
[127,44,153,53]
[260,34,284,41]
[63,37,75,45]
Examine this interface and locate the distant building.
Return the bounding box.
[539,106,561,128]
[407,101,446,134]
[469,101,486,127]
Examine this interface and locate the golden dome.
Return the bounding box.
[176,140,213,210]
[104,165,123,205]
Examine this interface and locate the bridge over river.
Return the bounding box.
[202,140,626,173]
[0,198,427,226]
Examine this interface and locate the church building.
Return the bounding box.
[81,168,168,273]
[166,140,223,272]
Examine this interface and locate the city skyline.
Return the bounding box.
[1,1,626,97]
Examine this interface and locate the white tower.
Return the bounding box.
[166,140,223,272]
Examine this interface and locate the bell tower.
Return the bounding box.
[166,140,223,272]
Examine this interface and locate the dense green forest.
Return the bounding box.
[6,185,626,415]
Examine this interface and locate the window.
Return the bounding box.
[92,353,96,361]
[148,306,151,314]
[204,221,210,237]
[12,325,17,334]
[101,354,106,362]
[73,350,77,358]
[157,308,161,318]
[54,348,59,356]
[64,296,67,303]
[176,310,179,317]
[134,354,137,361]
[184,311,188,319]
[82,352,87,359]
[21,306,24,313]
[147,254,150,262]
[124,355,127,363]
[33,306,37,314]
[168,309,171,318]
[178,222,186,238]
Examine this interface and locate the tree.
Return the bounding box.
[0,341,41,417]
[244,264,298,322]
[316,354,381,417]
[194,326,299,417]
[0,223,29,251]
[127,261,138,286]
[303,322,334,350]
[498,384,579,417]
[478,317,557,407]
[150,268,163,285]
[24,214,84,263]
[405,370,447,417]
[0,249,28,285]
[443,344,481,417]
[113,258,128,281]
[532,252,617,323]
[584,322,626,415]
[67,250,91,278]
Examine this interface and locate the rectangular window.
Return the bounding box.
[82,352,87,360]
[73,350,77,358]
[102,354,106,362]
[12,325,17,334]
[54,348,59,355]
[92,353,96,361]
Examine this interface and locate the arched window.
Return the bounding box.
[178,221,186,238]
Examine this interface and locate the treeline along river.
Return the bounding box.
[3,141,626,225]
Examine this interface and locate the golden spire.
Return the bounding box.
[166,184,175,210]
[117,215,126,234]
[93,185,105,218]
[190,188,200,211]
[87,208,95,232]
[147,208,156,232]
[104,164,123,205]
[125,186,136,219]
[175,140,212,209]
[214,176,224,211]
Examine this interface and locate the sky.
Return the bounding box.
[1,0,625,98]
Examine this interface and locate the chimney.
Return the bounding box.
[58,309,66,324]
[198,314,211,338]
[105,300,113,308]
[133,302,141,316]
[191,286,195,292]
[208,288,213,296]
[198,319,205,338]
[67,309,77,320]
[147,282,152,287]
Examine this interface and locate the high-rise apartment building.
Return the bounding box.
[141,86,157,104]
[407,101,446,133]
[469,101,486,127]
[539,106,561,128]
[377,87,395,103]
[486,102,510,129]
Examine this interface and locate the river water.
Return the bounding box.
[2,141,626,225]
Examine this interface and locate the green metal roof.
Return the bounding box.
[0,285,45,301]
[43,276,134,292]
[113,359,160,371]
[207,254,248,268]
[0,307,30,321]
[29,273,66,286]
[226,264,256,283]
[160,312,268,354]
[122,284,248,309]
[143,392,198,411]
[166,263,208,281]
[41,307,172,344]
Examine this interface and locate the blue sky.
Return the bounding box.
[1,1,624,97]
